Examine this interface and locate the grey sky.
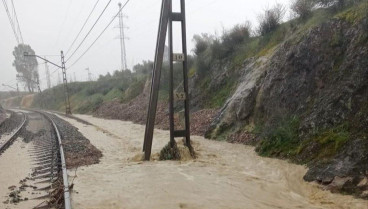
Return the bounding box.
[0,0,291,91]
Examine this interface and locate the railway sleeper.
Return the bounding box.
[33,166,59,176]
[29,145,57,153]
[32,163,60,171]
[35,154,58,162]
[32,159,54,166]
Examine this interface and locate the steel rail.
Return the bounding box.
[39,112,72,209]
[0,112,26,154]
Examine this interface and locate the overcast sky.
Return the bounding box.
[0,0,291,91]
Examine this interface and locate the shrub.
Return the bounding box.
[256,116,300,157]
[257,4,286,35]
[192,34,213,56]
[291,0,314,18]
[192,34,214,79]
[133,60,153,75]
[221,22,252,54]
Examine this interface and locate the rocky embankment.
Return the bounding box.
[93,14,368,198]
[205,15,368,198]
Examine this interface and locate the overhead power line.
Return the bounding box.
[2,0,19,44]
[68,0,131,69]
[10,0,23,43]
[65,0,101,55]
[66,0,113,63]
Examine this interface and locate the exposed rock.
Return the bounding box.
[206,15,368,197]
[325,176,354,193]
[358,177,368,187]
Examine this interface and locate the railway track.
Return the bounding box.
[35,111,72,209]
[0,111,27,155]
[0,110,71,209]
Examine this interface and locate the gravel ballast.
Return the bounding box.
[47,113,102,168]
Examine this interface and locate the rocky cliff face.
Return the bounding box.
[205,15,368,198]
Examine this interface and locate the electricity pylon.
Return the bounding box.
[118,2,128,71]
[44,57,51,89]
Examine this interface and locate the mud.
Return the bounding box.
[60,114,368,209]
[0,111,23,139]
[0,139,50,209]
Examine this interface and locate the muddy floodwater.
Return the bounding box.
[59,114,368,209]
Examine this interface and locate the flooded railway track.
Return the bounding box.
[31,111,71,209]
[0,111,27,155]
[0,110,71,209]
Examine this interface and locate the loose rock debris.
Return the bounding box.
[47,113,102,168]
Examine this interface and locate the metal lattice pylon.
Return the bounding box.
[61,51,72,115]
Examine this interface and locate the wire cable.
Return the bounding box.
[66,0,113,62]
[65,0,101,55]
[53,0,73,49]
[2,0,19,44]
[68,0,131,69]
[10,0,23,43]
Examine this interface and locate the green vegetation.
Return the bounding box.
[255,117,351,164]
[30,0,365,119]
[32,56,195,113]
[75,93,104,114]
[190,0,366,111]
[13,44,39,92]
[335,0,368,23]
[205,79,236,108]
[298,124,350,162]
[32,68,148,113]
[256,116,300,157]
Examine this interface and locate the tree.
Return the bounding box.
[192,33,214,56]
[133,60,154,75]
[257,4,286,36]
[291,0,314,18]
[13,44,39,92]
[192,34,214,79]
[221,21,252,56]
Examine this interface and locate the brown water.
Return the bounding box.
[0,139,49,209]
[0,111,53,209]
[60,114,368,209]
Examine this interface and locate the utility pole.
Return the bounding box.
[74,72,77,82]
[143,0,191,160]
[36,76,41,93]
[57,73,60,85]
[45,58,51,89]
[85,68,92,81]
[24,51,72,115]
[118,2,128,71]
[16,83,19,96]
[61,51,72,115]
